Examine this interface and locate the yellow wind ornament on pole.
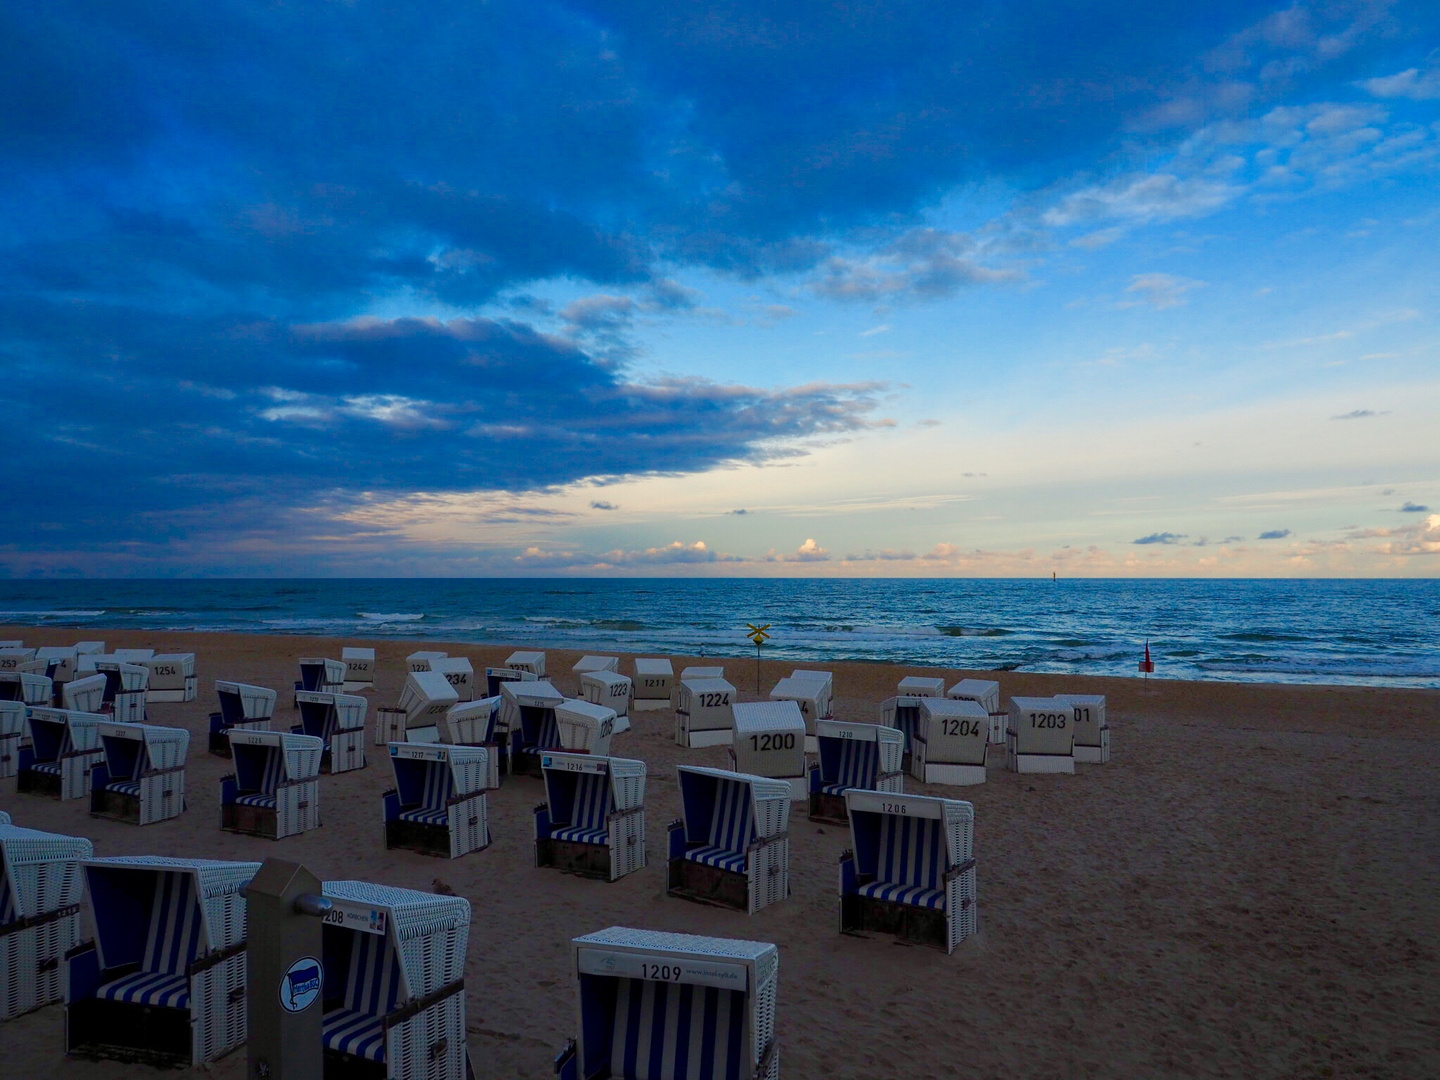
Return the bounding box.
[746,623,771,692]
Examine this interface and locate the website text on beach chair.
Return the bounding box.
[499,679,565,777]
[318,881,473,1080]
[209,680,278,756]
[581,671,632,732]
[143,653,197,703]
[553,926,780,1080]
[838,790,977,954]
[0,821,93,1021]
[0,671,51,706]
[66,856,260,1066]
[632,658,673,707]
[376,671,458,746]
[343,647,376,692]
[295,690,368,774]
[535,753,647,881]
[910,698,989,786]
[729,702,807,801]
[90,722,190,825]
[675,676,735,748]
[445,695,504,786]
[63,673,107,714]
[1007,697,1076,774]
[382,743,493,858]
[87,658,148,722]
[17,708,105,801]
[220,730,324,839]
[808,720,904,824]
[947,679,1004,744]
[406,650,447,673]
[0,700,22,779]
[484,664,537,696]
[667,766,791,915]
[428,657,474,702]
[1056,694,1110,763]
[296,657,346,704]
[505,650,546,677]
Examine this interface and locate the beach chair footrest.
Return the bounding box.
[666,856,749,911]
[841,893,949,951]
[385,818,488,859]
[536,837,613,880]
[66,996,192,1068]
[807,790,850,825]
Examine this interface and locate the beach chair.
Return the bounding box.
[90,722,190,825]
[632,658,673,708]
[35,646,81,687]
[0,821,93,1021]
[948,679,1005,744]
[142,653,197,703]
[580,670,632,732]
[0,700,21,779]
[74,641,105,657]
[0,647,36,671]
[428,657,475,702]
[220,730,323,839]
[65,856,259,1066]
[911,698,989,785]
[208,680,278,756]
[535,753,647,881]
[295,690,368,774]
[0,671,50,706]
[318,881,473,1079]
[808,720,905,824]
[1007,697,1076,774]
[768,676,830,739]
[838,790,977,954]
[63,673,107,714]
[878,695,925,770]
[112,649,156,664]
[342,647,377,692]
[675,676,735,748]
[484,665,536,697]
[730,702,807,801]
[382,742,493,858]
[86,658,148,722]
[444,696,504,788]
[1056,694,1110,763]
[572,655,619,677]
[16,708,105,801]
[897,676,944,697]
[296,657,346,703]
[499,679,565,776]
[406,650,448,673]
[506,650,546,677]
[680,665,724,680]
[667,766,790,915]
[375,671,458,746]
[553,926,780,1080]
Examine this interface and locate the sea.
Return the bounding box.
[0,578,1436,689]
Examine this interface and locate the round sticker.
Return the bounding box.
[279,955,323,1013]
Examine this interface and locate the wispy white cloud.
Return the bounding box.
[1121,274,1206,310]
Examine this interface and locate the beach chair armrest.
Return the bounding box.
[749,830,789,854]
[608,805,644,823]
[667,819,687,860]
[383,788,401,820]
[553,1040,577,1078]
[941,858,977,884]
[0,903,81,941]
[65,940,102,1002]
[808,764,821,792]
[188,939,246,977]
[753,1039,776,1078]
[877,768,903,782]
[383,977,465,1030]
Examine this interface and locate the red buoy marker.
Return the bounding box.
[1138,639,1155,677]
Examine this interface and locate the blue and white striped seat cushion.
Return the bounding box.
[323,1008,386,1062]
[234,792,277,808]
[610,977,748,1080]
[552,772,609,846]
[824,739,876,793]
[523,712,560,751]
[863,814,948,911]
[398,807,449,826]
[94,971,190,1008]
[398,760,454,824]
[683,777,753,873]
[29,761,62,775]
[551,825,608,845]
[104,780,142,796]
[683,845,747,873]
[818,781,851,796]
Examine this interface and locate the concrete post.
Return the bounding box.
[245,858,329,1080]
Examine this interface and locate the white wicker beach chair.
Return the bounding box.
[35,646,80,686]
[1006,697,1077,774]
[0,671,52,706]
[17,708,105,801]
[1056,694,1110,763]
[878,694,926,771]
[406,650,448,673]
[572,655,619,678]
[66,856,259,1066]
[947,679,1005,743]
[0,647,35,671]
[318,881,473,1079]
[580,670,632,731]
[111,649,155,664]
[73,641,105,657]
[505,650,546,677]
[668,766,791,915]
[910,698,989,786]
[382,743,493,859]
[675,677,736,748]
[680,665,724,680]
[90,722,190,825]
[82,658,148,722]
[729,702,807,801]
[839,790,977,954]
[808,720,904,824]
[443,696,504,787]
[62,673,107,714]
[555,700,617,756]
[500,680,566,777]
[484,664,537,697]
[220,730,323,839]
[0,821,93,1021]
[342,647,377,691]
[294,690,368,774]
[0,700,23,779]
[768,676,830,737]
[427,657,474,702]
[208,680,278,756]
[632,658,673,707]
[376,671,459,746]
[897,676,944,697]
[535,753,647,881]
[143,654,197,703]
[553,926,780,1080]
[296,657,346,701]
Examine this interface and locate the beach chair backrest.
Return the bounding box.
[217,681,276,723]
[845,791,972,886]
[328,925,404,1016]
[550,766,611,832]
[235,739,285,793]
[63,673,107,712]
[607,979,748,1080]
[144,871,205,974]
[0,699,24,738]
[873,813,945,892]
[398,753,455,809]
[709,777,754,852]
[100,725,147,780]
[828,735,877,789]
[27,711,66,762]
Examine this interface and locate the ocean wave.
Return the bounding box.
[0,609,106,618]
[936,626,1012,637]
[358,612,424,621]
[592,619,646,631]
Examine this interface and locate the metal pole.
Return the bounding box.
[245,858,329,1080]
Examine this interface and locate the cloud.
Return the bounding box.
[1360,64,1440,101]
[765,538,831,563]
[1332,409,1385,419]
[589,500,618,511]
[809,228,1018,303]
[1258,528,1292,539]
[729,508,749,515]
[1400,502,1429,513]
[1133,532,1186,545]
[1121,273,1205,310]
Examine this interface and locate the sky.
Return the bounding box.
[2,0,1437,578]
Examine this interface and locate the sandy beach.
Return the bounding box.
[2,624,1437,1080]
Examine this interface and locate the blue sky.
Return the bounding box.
[2,0,1437,577]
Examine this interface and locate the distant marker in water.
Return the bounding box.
[1138,639,1155,677]
[1052,571,1057,582]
